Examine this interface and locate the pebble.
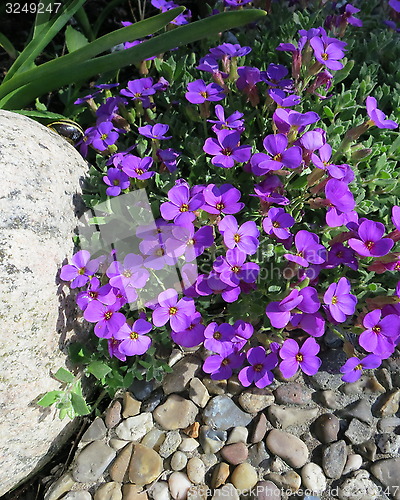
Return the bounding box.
[355,439,377,461]
[187,485,208,500]
[186,457,206,484]
[374,389,400,417]
[227,375,243,395]
[154,395,198,431]
[341,375,385,395]
[63,493,92,500]
[316,389,343,410]
[163,355,202,395]
[377,433,400,454]
[72,441,116,482]
[122,392,141,418]
[189,378,210,408]
[141,428,165,451]
[211,462,230,488]
[226,426,248,444]
[230,463,258,492]
[44,472,76,500]
[247,442,270,468]
[179,438,199,453]
[340,399,373,424]
[344,418,374,445]
[168,471,192,500]
[129,379,154,401]
[202,378,227,395]
[199,426,227,454]
[128,444,163,486]
[105,400,122,428]
[376,367,393,391]
[238,388,275,413]
[200,453,218,469]
[313,413,340,444]
[220,442,248,465]
[109,439,128,451]
[265,471,301,493]
[171,451,188,471]
[94,482,122,500]
[322,440,347,479]
[183,422,200,439]
[121,485,148,499]
[109,442,133,482]
[141,389,164,412]
[148,481,170,500]
[265,429,309,468]
[309,350,347,390]
[203,395,252,430]
[251,413,269,443]
[267,404,318,429]
[159,431,182,459]
[273,383,312,405]
[81,417,107,442]
[251,481,281,499]
[342,454,363,475]
[211,483,239,500]
[115,412,153,441]
[337,469,379,500]
[301,463,327,494]
[370,458,400,500]
[378,416,400,433]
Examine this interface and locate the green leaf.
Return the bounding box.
[65,25,89,53]
[53,367,75,384]
[0,32,18,59]
[33,0,52,39]
[87,360,112,380]
[71,392,91,415]
[37,391,63,407]
[389,135,400,156]
[9,109,66,119]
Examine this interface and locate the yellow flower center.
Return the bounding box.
[169,306,178,315]
[296,353,303,362]
[331,296,338,304]
[234,234,241,243]
[104,311,113,320]
[180,203,189,212]
[130,331,139,340]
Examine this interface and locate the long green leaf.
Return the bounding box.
[3,0,87,83]
[75,6,95,42]
[92,0,126,38]
[0,7,184,100]
[0,9,267,110]
[0,32,18,59]
[33,0,52,39]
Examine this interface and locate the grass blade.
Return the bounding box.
[0,32,18,59]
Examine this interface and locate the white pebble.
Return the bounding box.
[169,471,192,500]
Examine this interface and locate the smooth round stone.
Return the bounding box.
[72,442,116,482]
[338,470,379,500]
[148,481,170,500]
[265,471,301,493]
[220,442,248,465]
[377,433,400,454]
[273,383,312,406]
[203,396,252,430]
[251,481,281,499]
[231,463,258,492]
[186,457,205,485]
[121,484,148,499]
[370,458,400,500]
[63,493,92,500]
[43,473,75,500]
[81,417,107,443]
[322,440,347,479]
[227,427,248,445]
[154,395,198,431]
[211,484,239,500]
[171,451,188,471]
[251,413,269,443]
[316,389,343,410]
[265,430,309,468]
[344,418,373,445]
[375,389,400,417]
[115,413,153,442]
[342,454,363,475]
[189,378,210,408]
[313,413,340,444]
[301,463,327,494]
[267,405,318,429]
[238,388,275,413]
[179,438,199,453]
[105,400,122,428]
[211,462,230,489]
[202,378,227,395]
[159,431,182,459]
[141,428,165,451]
[94,482,122,500]
[128,444,163,486]
[355,439,377,461]
[200,453,218,469]
[341,375,385,395]
[168,471,192,500]
[109,439,129,451]
[109,442,133,482]
[122,392,141,418]
[340,399,373,424]
[378,416,400,433]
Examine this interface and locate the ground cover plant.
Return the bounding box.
[28,0,400,419]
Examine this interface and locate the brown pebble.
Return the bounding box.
[183,422,200,438]
[251,413,269,443]
[211,462,230,488]
[220,442,248,465]
[313,413,340,444]
[109,442,133,483]
[274,383,312,406]
[105,400,122,429]
[122,392,142,418]
[375,390,400,417]
[122,484,148,499]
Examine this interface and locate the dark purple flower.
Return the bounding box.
[324,277,357,323]
[279,337,322,378]
[204,322,235,351]
[238,347,278,388]
[263,207,295,240]
[209,43,251,59]
[359,310,400,358]
[60,250,99,288]
[203,130,251,169]
[91,121,119,151]
[208,105,244,132]
[251,134,302,175]
[202,342,244,380]
[251,176,290,206]
[236,66,261,105]
[340,354,382,383]
[310,36,346,71]
[224,0,252,6]
[260,63,293,90]
[138,123,172,140]
[389,0,400,12]
[84,301,126,338]
[202,184,244,215]
[284,230,327,267]
[161,183,204,225]
[157,148,180,173]
[120,156,154,180]
[96,96,126,123]
[214,248,260,287]
[196,272,241,304]
[290,312,325,337]
[343,4,363,27]
[152,289,195,331]
[327,243,358,271]
[103,168,130,196]
[185,79,225,104]
[171,311,205,348]
[273,108,320,134]
[366,97,398,129]
[268,89,301,107]
[348,220,394,257]
[325,179,355,213]
[114,318,152,355]
[218,215,259,255]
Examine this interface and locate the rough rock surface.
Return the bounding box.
[0,110,89,495]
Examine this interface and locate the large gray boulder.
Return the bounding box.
[0,110,89,495]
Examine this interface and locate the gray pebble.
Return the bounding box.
[63,493,92,500]
[340,399,373,424]
[171,451,188,471]
[199,426,227,454]
[337,469,379,500]
[344,418,374,445]
[377,416,400,433]
[377,433,400,454]
[370,458,400,500]
[72,441,116,482]
[203,396,252,430]
[159,430,182,458]
[81,417,107,443]
[322,440,347,479]
[129,379,154,401]
[141,388,164,412]
[313,413,340,444]
[247,442,270,469]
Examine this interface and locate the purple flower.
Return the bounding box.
[291,312,325,337]
[157,148,180,173]
[260,63,293,90]
[340,354,382,383]
[392,205,400,231]
[218,215,259,255]
[343,4,363,27]
[389,0,400,12]
[106,253,149,297]
[76,277,116,311]
[160,183,204,225]
[138,123,172,140]
[114,318,152,355]
[209,43,251,59]
[139,239,176,270]
[279,337,322,378]
[263,207,295,240]
[268,89,301,107]
[366,96,398,129]
[273,108,320,134]
[203,342,244,380]
[238,347,278,388]
[327,243,358,271]
[91,121,119,151]
[325,179,355,213]
[358,310,400,358]
[348,220,394,257]
[204,322,235,351]
[250,134,302,175]
[165,225,214,262]
[185,79,225,104]
[60,250,100,288]
[236,66,261,105]
[196,272,241,304]
[284,230,327,267]
[103,168,130,196]
[120,156,155,180]
[202,184,244,215]
[203,130,251,169]
[171,312,205,348]
[324,277,357,323]
[152,289,195,331]
[208,105,244,132]
[84,301,126,338]
[266,287,320,328]
[224,0,252,6]
[232,320,254,349]
[214,248,260,287]
[310,36,346,71]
